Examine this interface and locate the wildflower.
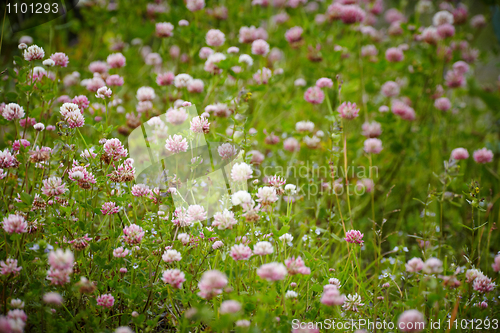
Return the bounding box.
[60,103,85,128]
[231,162,253,182]
[206,29,225,47]
[7,309,27,322]
[282,184,296,197]
[470,14,486,29]
[12,139,30,152]
[253,67,272,85]
[42,177,67,197]
[220,300,241,314]
[145,52,162,65]
[285,256,311,275]
[107,52,126,68]
[423,257,443,274]
[492,254,500,272]
[466,269,484,283]
[96,86,112,99]
[50,52,69,67]
[190,116,210,134]
[254,241,273,255]
[187,79,204,93]
[406,257,424,273]
[474,301,488,309]
[445,70,464,88]
[178,233,190,245]
[166,107,188,124]
[361,121,382,138]
[187,205,207,223]
[381,81,400,97]
[361,44,378,58]
[165,135,189,153]
[321,287,345,306]
[162,269,186,288]
[232,190,252,206]
[115,327,133,333]
[343,293,364,312]
[473,275,496,293]
[437,24,455,38]
[113,247,129,258]
[256,186,279,206]
[218,143,237,159]
[391,99,416,120]
[239,54,254,66]
[72,95,90,111]
[473,148,493,164]
[9,299,23,309]
[0,258,22,276]
[162,249,182,263]
[123,224,145,245]
[279,233,293,243]
[364,138,383,154]
[136,86,155,101]
[385,47,404,62]
[433,10,454,26]
[186,0,205,12]
[2,103,25,120]
[344,230,363,245]
[198,270,228,299]
[43,292,63,306]
[434,97,451,111]
[103,138,127,161]
[316,77,333,88]
[205,103,232,117]
[340,5,365,24]
[23,45,44,61]
[156,22,174,37]
[213,241,224,249]
[48,249,74,270]
[212,210,237,230]
[230,244,253,261]
[257,262,288,281]
[2,214,27,234]
[199,47,214,60]
[304,86,325,104]
[101,202,119,215]
[251,39,270,56]
[131,184,151,197]
[421,27,441,44]
[284,137,300,152]
[397,309,425,333]
[156,72,175,86]
[285,26,303,44]
[451,148,469,160]
[107,159,135,183]
[337,102,360,120]
[97,294,115,308]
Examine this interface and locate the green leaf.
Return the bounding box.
[278,225,290,237]
[5,92,18,101]
[31,107,43,118]
[457,223,473,231]
[20,192,33,205]
[311,284,323,293]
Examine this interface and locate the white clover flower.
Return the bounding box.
[231,190,252,206]
[231,162,253,182]
[238,54,253,66]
